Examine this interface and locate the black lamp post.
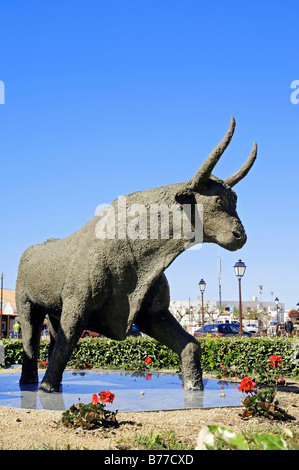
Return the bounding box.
[198,279,206,334]
[275,297,280,322]
[234,260,246,335]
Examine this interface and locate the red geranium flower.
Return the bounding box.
[269,355,282,369]
[92,393,99,405]
[145,357,152,364]
[98,390,115,404]
[238,377,256,393]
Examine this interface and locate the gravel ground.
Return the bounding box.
[0,369,298,450]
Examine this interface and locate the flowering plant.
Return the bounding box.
[62,390,118,429]
[238,377,256,394]
[99,390,115,403]
[270,355,282,369]
[144,357,153,368]
[238,376,285,421]
[254,355,285,386]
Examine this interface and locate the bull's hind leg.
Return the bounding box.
[47,314,60,361]
[18,300,45,384]
[135,274,203,390]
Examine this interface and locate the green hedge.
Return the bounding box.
[199,336,299,377]
[1,337,181,370]
[1,336,299,378]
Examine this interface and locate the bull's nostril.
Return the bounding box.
[233,231,241,239]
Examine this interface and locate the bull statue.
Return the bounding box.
[16,117,257,392]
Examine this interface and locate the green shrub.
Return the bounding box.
[199,336,299,378]
[1,336,298,378]
[1,339,23,367]
[69,336,181,370]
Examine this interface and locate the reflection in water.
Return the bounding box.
[0,369,241,411]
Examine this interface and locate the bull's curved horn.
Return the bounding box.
[224,142,257,188]
[187,116,236,190]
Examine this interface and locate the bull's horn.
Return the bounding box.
[187,116,236,190]
[224,142,257,188]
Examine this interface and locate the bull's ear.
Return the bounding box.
[175,190,197,206]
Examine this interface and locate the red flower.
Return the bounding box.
[145,357,152,364]
[98,390,115,404]
[42,361,49,366]
[238,377,256,393]
[92,393,99,405]
[270,355,282,369]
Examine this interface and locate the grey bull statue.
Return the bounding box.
[16,117,257,392]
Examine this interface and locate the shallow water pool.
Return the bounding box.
[0,369,241,411]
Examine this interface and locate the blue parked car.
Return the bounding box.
[194,323,252,337]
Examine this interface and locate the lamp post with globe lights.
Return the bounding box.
[275,297,280,322]
[198,279,206,334]
[234,260,246,335]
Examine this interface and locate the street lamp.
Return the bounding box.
[234,260,246,335]
[198,279,206,334]
[275,297,280,322]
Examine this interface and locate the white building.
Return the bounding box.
[169,298,285,332]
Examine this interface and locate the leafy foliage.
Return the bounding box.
[197,425,299,450]
[240,387,286,420]
[62,401,118,429]
[1,336,299,379]
[199,337,299,378]
[62,392,118,430]
[68,336,182,370]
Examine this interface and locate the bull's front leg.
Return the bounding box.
[39,298,85,392]
[135,308,203,390]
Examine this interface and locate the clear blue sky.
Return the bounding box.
[1,1,299,309]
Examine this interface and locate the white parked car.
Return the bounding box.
[243,323,259,333]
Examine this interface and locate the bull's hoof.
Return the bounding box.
[184,379,204,391]
[38,380,60,393]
